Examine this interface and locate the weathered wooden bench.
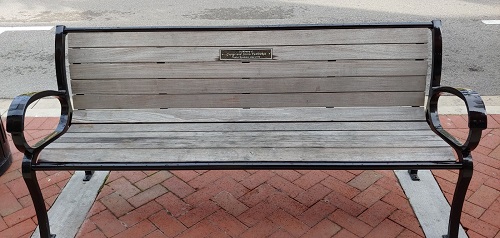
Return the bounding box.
[7,20,487,238]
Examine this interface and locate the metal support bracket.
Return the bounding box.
[83,171,94,181]
[408,169,420,181]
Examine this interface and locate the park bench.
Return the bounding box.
[7,20,487,238]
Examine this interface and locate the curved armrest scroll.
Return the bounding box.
[426,86,487,157]
[6,90,71,155]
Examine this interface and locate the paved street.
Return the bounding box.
[0,0,499,97]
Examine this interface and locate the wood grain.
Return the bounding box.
[67,28,428,48]
[72,92,424,109]
[68,44,428,63]
[71,107,426,123]
[68,121,431,132]
[71,76,426,95]
[40,147,453,163]
[69,60,428,79]
[47,130,449,149]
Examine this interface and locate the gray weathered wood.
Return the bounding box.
[67,28,428,48]
[41,147,454,163]
[72,92,424,109]
[48,129,448,149]
[71,76,426,95]
[69,60,428,79]
[67,121,431,132]
[58,130,440,138]
[71,107,426,123]
[41,147,453,163]
[68,44,428,63]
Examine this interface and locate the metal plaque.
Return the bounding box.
[220,49,273,60]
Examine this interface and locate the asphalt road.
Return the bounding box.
[1,0,499,97]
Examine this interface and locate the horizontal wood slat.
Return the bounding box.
[68,44,428,63]
[40,147,454,163]
[71,107,425,123]
[67,28,428,48]
[59,130,439,138]
[71,76,426,95]
[68,121,431,132]
[48,130,448,148]
[69,60,428,79]
[72,92,424,109]
[47,127,447,149]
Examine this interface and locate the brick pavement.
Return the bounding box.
[0,115,498,238]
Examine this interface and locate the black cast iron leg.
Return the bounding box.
[444,156,473,238]
[22,155,56,238]
[408,169,420,181]
[83,170,94,181]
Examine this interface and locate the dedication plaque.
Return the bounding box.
[220,49,273,60]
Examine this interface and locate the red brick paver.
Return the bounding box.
[73,168,426,238]
[0,115,499,237]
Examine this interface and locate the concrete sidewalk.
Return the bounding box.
[0,104,498,237]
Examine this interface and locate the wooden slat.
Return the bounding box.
[72,92,424,109]
[69,60,428,79]
[71,76,426,95]
[68,44,428,63]
[68,121,431,133]
[49,130,447,148]
[71,107,425,123]
[40,147,454,163]
[67,28,428,48]
[58,130,440,138]
[52,139,443,149]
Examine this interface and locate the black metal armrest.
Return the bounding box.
[6,90,71,156]
[426,86,487,157]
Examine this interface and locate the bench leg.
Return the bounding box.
[22,155,56,238]
[83,170,94,181]
[408,169,420,181]
[444,156,473,238]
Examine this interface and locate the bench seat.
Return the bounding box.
[40,107,454,164]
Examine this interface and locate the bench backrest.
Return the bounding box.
[59,23,440,110]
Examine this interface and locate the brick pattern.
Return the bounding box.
[0,118,72,238]
[73,167,425,238]
[1,116,500,237]
[433,115,500,238]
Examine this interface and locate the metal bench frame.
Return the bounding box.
[7,20,487,238]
